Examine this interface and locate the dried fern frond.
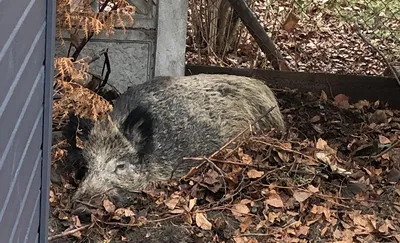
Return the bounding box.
[56,0,136,38]
[54,57,91,83]
[52,78,113,130]
[53,1,134,131]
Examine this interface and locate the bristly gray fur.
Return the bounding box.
[72,74,285,201]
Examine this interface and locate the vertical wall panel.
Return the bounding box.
[0,0,55,242]
[40,0,56,242]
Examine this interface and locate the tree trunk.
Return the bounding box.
[226,0,291,71]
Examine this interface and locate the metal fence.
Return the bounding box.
[186,0,400,76]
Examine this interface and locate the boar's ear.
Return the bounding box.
[63,113,95,148]
[121,106,154,156]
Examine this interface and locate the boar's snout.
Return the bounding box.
[72,172,114,203]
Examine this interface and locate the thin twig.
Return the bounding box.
[74,200,99,209]
[71,0,116,61]
[373,139,400,158]
[87,48,109,65]
[237,233,273,237]
[97,213,183,227]
[271,184,400,208]
[352,24,400,86]
[355,139,400,159]
[51,139,68,150]
[183,157,259,168]
[48,224,91,241]
[217,165,287,205]
[251,139,318,162]
[204,157,228,197]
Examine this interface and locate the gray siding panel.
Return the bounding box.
[0,22,46,118]
[0,0,55,241]
[40,0,56,241]
[0,115,43,239]
[0,0,35,47]
[0,0,46,110]
[23,193,41,243]
[10,158,42,243]
[0,69,44,206]
[0,30,46,158]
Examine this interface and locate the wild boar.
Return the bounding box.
[68,74,285,201]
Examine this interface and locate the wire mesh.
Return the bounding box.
[186,0,400,76]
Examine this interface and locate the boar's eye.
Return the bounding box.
[114,163,126,173]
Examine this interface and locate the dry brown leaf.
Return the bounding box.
[183,212,193,225]
[283,12,299,32]
[237,147,244,157]
[387,168,400,183]
[204,170,219,185]
[266,190,284,208]
[342,229,356,241]
[369,110,388,124]
[234,236,258,243]
[72,215,81,227]
[297,225,309,236]
[280,142,292,149]
[385,219,395,230]
[268,212,281,223]
[195,212,212,230]
[378,222,389,234]
[350,212,375,233]
[307,185,319,193]
[57,211,69,220]
[333,229,342,239]
[242,154,253,164]
[231,203,250,217]
[165,197,180,210]
[321,225,328,236]
[293,190,312,203]
[379,135,391,145]
[320,90,328,102]
[286,227,296,235]
[277,151,290,162]
[71,230,82,239]
[310,205,329,217]
[112,208,135,220]
[170,209,185,214]
[353,99,370,110]
[334,94,350,109]
[188,198,197,211]
[49,190,56,204]
[103,199,116,214]
[247,169,264,179]
[240,216,252,232]
[382,153,390,160]
[70,215,83,239]
[310,115,321,123]
[240,199,252,205]
[315,152,331,164]
[76,137,84,149]
[316,138,328,150]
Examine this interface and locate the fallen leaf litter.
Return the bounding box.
[49,87,400,243]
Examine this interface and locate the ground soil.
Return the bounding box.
[48,86,400,243]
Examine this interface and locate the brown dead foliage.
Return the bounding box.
[56,0,136,40]
[52,78,112,130]
[186,0,400,76]
[49,86,400,243]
